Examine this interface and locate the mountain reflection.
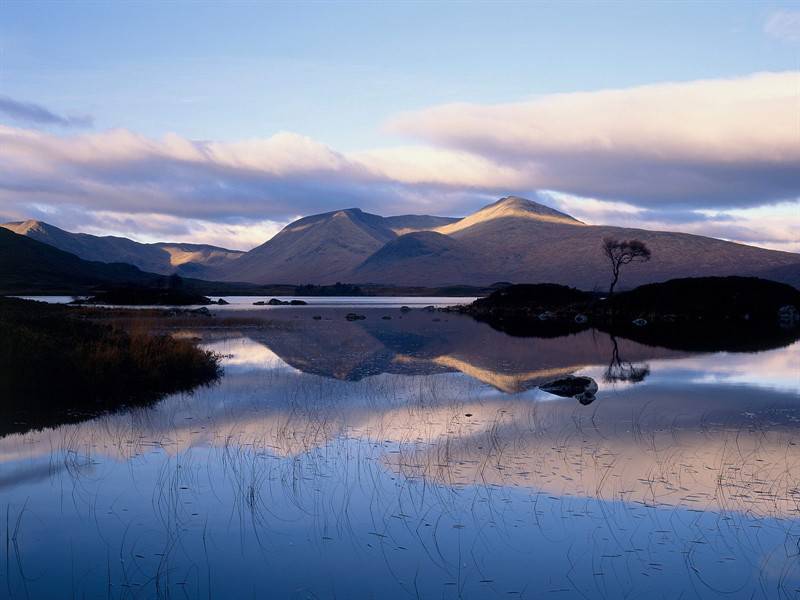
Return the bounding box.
[222,311,680,392]
[2,310,798,519]
[2,311,799,599]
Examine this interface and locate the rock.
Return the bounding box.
[289,300,307,305]
[346,313,366,321]
[216,298,230,305]
[423,305,436,312]
[539,375,598,404]
[632,318,648,327]
[268,298,287,305]
[381,315,392,320]
[400,306,412,313]
[778,305,799,328]
[538,311,556,321]
[574,313,588,324]
[190,307,212,317]
[253,301,266,305]
[312,315,322,320]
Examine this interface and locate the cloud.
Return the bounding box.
[387,71,800,208]
[0,72,798,251]
[765,10,800,43]
[548,192,800,253]
[0,96,93,128]
[0,125,501,225]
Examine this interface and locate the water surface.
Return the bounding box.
[2,306,799,599]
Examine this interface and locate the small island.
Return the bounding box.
[453,276,800,351]
[76,287,217,306]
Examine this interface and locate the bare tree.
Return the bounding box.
[602,237,651,295]
[604,336,650,384]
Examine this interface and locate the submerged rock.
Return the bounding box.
[400,306,412,313]
[540,375,598,405]
[346,313,366,321]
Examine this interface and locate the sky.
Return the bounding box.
[0,0,798,251]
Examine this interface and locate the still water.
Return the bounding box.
[17,295,478,309]
[2,305,799,599]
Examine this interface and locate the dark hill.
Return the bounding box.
[608,276,800,322]
[0,227,160,293]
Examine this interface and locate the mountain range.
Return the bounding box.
[0,227,161,293]
[4,196,800,290]
[1,220,243,277]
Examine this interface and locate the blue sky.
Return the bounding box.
[0,1,798,250]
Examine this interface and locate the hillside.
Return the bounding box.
[8,197,800,290]
[351,197,800,289]
[1,220,244,276]
[218,208,454,284]
[0,227,160,293]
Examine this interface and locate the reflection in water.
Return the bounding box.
[1,309,799,599]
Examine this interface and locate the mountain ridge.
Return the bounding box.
[1,220,244,277]
[6,197,800,290]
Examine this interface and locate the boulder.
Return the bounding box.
[540,375,598,405]
[290,300,308,305]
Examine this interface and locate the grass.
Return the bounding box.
[0,297,221,434]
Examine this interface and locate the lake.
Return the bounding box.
[2,303,799,599]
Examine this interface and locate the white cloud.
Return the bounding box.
[387,71,800,207]
[78,212,289,251]
[0,72,799,251]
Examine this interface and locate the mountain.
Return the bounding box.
[9,198,800,290]
[1,220,244,277]
[219,208,456,284]
[0,227,161,293]
[212,196,800,289]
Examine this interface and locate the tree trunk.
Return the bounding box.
[608,267,619,296]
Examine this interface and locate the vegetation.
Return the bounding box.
[0,297,221,434]
[456,277,800,351]
[602,237,652,295]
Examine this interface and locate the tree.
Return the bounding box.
[602,237,651,296]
